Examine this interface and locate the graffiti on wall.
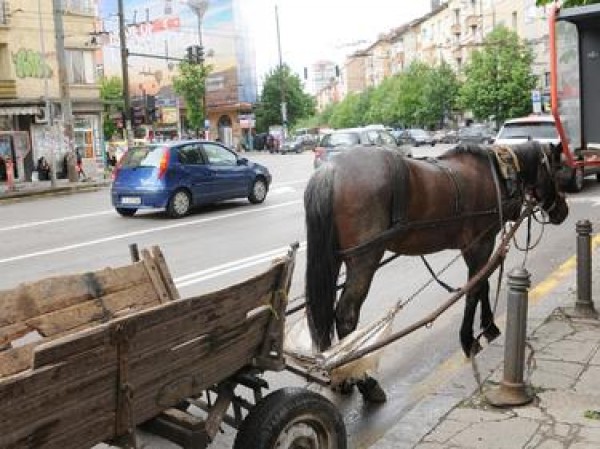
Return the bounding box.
[12,49,53,79]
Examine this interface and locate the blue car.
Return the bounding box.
[111,140,272,218]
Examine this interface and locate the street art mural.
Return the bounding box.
[12,49,53,79]
[99,0,256,109]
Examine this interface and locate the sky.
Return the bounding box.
[247,0,433,84]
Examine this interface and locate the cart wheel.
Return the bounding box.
[233,387,347,449]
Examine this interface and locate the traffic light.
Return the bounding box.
[186,46,194,64]
[195,45,204,64]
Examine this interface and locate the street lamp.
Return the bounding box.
[187,0,209,137]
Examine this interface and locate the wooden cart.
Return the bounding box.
[0,244,346,449]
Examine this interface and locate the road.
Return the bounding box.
[2,145,599,449]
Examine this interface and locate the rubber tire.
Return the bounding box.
[249,178,268,204]
[233,387,347,449]
[167,189,191,218]
[116,208,137,217]
[596,172,600,182]
[569,167,585,193]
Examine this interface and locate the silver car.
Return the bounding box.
[313,127,413,169]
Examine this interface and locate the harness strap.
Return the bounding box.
[424,158,462,216]
[384,150,410,225]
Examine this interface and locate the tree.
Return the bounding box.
[255,65,315,132]
[536,0,600,7]
[172,61,211,136]
[423,61,461,128]
[100,76,123,140]
[459,26,536,128]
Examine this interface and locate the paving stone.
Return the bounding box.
[448,416,539,449]
[446,407,511,424]
[574,366,600,394]
[530,359,583,390]
[577,426,600,443]
[423,419,471,444]
[536,339,597,363]
[538,391,600,428]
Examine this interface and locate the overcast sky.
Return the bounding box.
[247,0,433,82]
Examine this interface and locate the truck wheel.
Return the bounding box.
[233,387,347,449]
[569,167,584,192]
[167,189,191,218]
[248,178,268,204]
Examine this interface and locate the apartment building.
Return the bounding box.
[0,0,101,183]
[338,0,552,109]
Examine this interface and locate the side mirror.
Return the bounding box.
[237,157,249,166]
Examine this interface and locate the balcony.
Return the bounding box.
[0,79,17,99]
[466,15,480,29]
[451,23,461,36]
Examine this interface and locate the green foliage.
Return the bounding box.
[255,65,315,132]
[536,0,600,7]
[100,76,124,140]
[173,61,211,134]
[459,26,536,128]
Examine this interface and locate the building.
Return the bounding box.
[98,0,257,149]
[310,60,338,96]
[0,0,102,183]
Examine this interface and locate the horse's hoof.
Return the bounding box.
[483,324,501,343]
[332,380,355,396]
[469,339,483,357]
[357,377,387,403]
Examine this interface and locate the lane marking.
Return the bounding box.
[0,210,114,232]
[0,180,306,233]
[175,242,307,288]
[0,200,302,265]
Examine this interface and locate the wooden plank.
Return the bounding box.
[0,263,151,327]
[151,246,180,300]
[0,343,34,378]
[141,248,171,304]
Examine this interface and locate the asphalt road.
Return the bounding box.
[2,145,599,449]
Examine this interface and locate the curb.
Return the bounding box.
[0,181,111,203]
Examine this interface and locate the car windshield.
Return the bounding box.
[498,122,558,140]
[320,132,361,147]
[119,145,166,168]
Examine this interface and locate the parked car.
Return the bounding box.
[457,125,495,145]
[280,134,316,154]
[494,114,600,192]
[395,128,435,147]
[111,140,272,218]
[313,127,413,169]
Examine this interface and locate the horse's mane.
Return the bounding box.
[438,143,490,161]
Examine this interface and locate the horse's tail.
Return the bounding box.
[304,164,340,352]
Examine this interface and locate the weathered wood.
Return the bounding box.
[0,246,296,449]
[151,246,180,300]
[141,248,171,304]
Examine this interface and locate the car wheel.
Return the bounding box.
[116,208,137,217]
[569,167,585,193]
[167,189,191,218]
[249,178,268,204]
[596,172,600,182]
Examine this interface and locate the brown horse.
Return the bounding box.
[304,142,568,402]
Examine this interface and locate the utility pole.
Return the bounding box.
[39,0,55,186]
[118,0,133,147]
[52,0,76,182]
[275,5,287,139]
[188,1,209,138]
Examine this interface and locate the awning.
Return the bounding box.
[0,106,42,116]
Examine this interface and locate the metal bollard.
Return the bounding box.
[129,243,140,262]
[486,267,534,407]
[566,220,597,319]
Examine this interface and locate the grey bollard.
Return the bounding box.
[566,220,597,319]
[486,267,534,407]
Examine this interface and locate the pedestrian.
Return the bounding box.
[36,156,51,181]
[76,147,86,180]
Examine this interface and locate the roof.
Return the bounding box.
[557,3,600,25]
[503,115,555,124]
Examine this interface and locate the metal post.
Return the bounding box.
[275,5,287,140]
[486,267,534,407]
[118,0,133,147]
[52,0,76,181]
[566,220,597,319]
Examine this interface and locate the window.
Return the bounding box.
[66,50,95,84]
[512,11,518,30]
[0,1,8,24]
[202,143,236,166]
[63,0,95,15]
[177,145,204,165]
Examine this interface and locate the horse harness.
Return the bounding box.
[339,146,525,258]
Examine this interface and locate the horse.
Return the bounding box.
[304,141,569,403]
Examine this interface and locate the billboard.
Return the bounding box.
[98,0,257,107]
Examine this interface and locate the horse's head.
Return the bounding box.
[526,142,569,224]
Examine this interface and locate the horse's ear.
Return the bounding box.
[550,141,563,158]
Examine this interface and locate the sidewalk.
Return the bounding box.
[0,177,111,202]
[372,245,600,449]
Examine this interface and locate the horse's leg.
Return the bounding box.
[461,236,498,357]
[335,251,387,403]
